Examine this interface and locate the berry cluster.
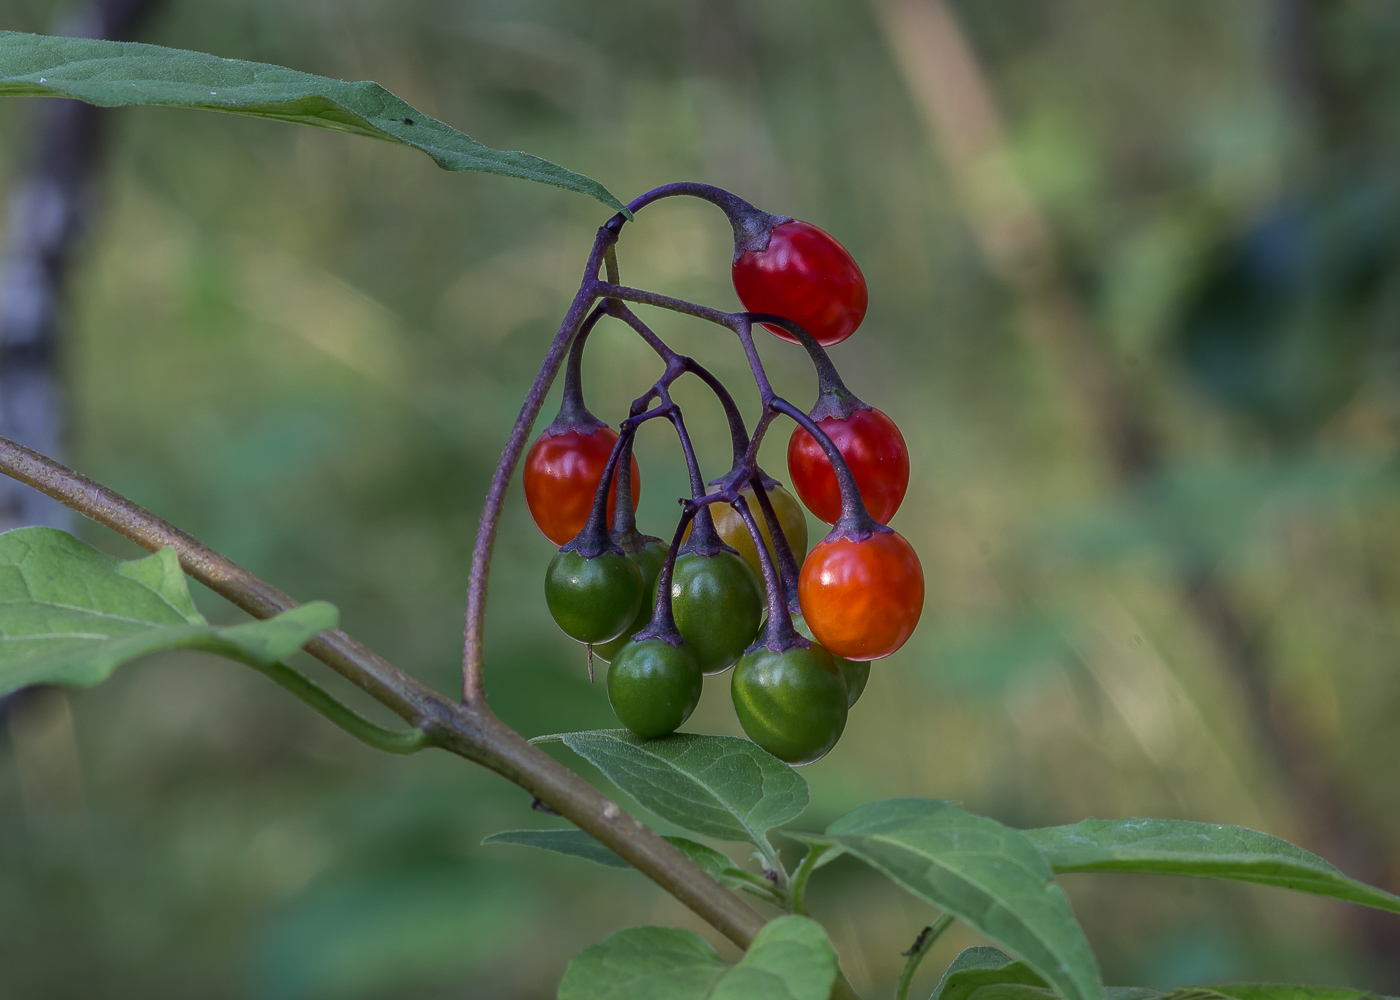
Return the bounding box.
[522,185,923,765]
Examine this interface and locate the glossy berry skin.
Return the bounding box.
[732,220,868,347]
[799,530,923,661]
[788,407,909,525]
[524,428,641,545]
[607,638,703,738]
[545,550,643,645]
[659,551,763,675]
[793,612,869,708]
[688,484,809,579]
[732,643,848,764]
[593,539,669,662]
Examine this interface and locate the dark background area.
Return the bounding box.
[3,1,1400,997]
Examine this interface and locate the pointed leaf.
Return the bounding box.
[542,730,808,847]
[0,527,338,695]
[1025,819,1400,915]
[929,946,1052,1000]
[0,31,627,213]
[709,916,837,1000]
[814,799,1102,1000]
[558,926,726,1000]
[558,917,836,1000]
[482,827,772,897]
[484,828,631,869]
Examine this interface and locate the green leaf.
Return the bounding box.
[0,31,628,214]
[484,828,632,869]
[481,828,778,900]
[928,946,1054,1000]
[0,526,337,695]
[926,951,1385,1000]
[808,799,1102,1000]
[542,730,808,848]
[1160,988,1383,1000]
[1024,818,1400,915]
[557,916,837,1000]
[708,916,838,1000]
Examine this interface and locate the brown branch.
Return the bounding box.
[0,434,769,952]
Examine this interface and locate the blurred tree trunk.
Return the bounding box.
[871,0,1400,981]
[0,0,161,533]
[0,0,163,725]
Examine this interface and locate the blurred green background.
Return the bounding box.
[4,1,1400,997]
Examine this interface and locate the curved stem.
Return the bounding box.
[607,302,750,467]
[463,231,614,703]
[788,841,838,917]
[749,475,802,612]
[568,422,635,556]
[745,311,866,422]
[609,182,789,259]
[894,914,955,1000]
[770,397,877,536]
[609,433,640,540]
[547,306,609,434]
[244,657,429,754]
[731,494,801,649]
[0,434,769,951]
[635,506,697,641]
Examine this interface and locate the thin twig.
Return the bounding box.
[0,434,769,950]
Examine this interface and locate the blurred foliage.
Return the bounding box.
[3,0,1400,997]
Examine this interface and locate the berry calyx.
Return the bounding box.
[732,220,868,347]
[687,482,809,580]
[799,528,923,661]
[788,406,909,525]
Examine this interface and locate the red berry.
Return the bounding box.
[799,530,923,661]
[732,220,868,347]
[523,428,641,545]
[788,407,909,524]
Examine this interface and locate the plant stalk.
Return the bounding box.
[0,433,769,950]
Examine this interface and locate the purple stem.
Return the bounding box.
[748,475,802,612]
[546,306,609,435]
[462,228,612,703]
[606,302,750,467]
[564,423,636,558]
[608,182,791,261]
[731,495,804,650]
[632,505,697,644]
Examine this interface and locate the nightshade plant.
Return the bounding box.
[2,31,1399,1000]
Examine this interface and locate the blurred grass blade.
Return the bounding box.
[0,31,629,214]
[557,916,837,1000]
[809,799,1102,1000]
[0,526,337,696]
[540,730,809,850]
[1025,818,1400,915]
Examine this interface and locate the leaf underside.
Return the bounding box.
[482,828,743,885]
[811,799,1103,1000]
[544,730,809,848]
[1025,818,1400,915]
[0,31,627,213]
[928,947,1387,1000]
[557,916,837,1000]
[0,526,337,696]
